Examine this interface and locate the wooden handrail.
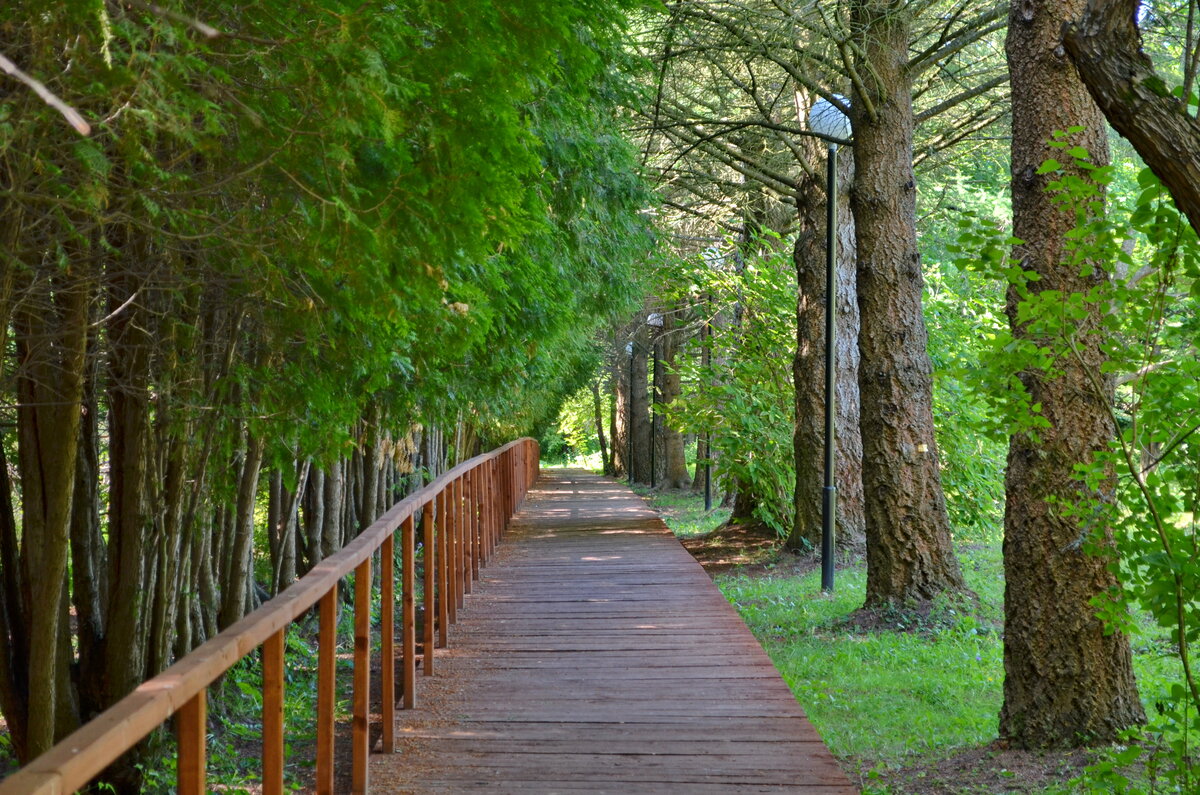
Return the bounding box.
[0,438,540,795]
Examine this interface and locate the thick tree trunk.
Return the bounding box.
[13,267,90,757]
[659,310,692,489]
[1065,0,1200,234]
[630,333,652,483]
[1000,0,1145,748]
[790,155,866,552]
[849,1,970,608]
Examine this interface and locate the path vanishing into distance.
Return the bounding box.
[371,469,856,793]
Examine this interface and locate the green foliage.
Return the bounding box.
[957,135,1200,789]
[921,168,1011,538]
[663,241,796,535]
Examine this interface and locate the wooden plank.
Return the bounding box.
[372,470,854,793]
[402,514,416,709]
[352,558,371,794]
[316,586,337,795]
[261,629,284,795]
[176,690,206,795]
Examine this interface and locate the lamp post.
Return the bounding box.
[625,341,635,485]
[703,310,713,513]
[646,312,665,489]
[808,96,851,593]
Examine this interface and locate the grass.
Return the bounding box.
[641,487,1190,793]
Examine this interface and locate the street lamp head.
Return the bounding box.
[625,341,634,355]
[646,312,665,329]
[809,95,851,146]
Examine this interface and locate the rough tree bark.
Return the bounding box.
[659,307,693,489]
[849,0,971,607]
[1000,0,1145,748]
[630,329,653,484]
[1065,0,1200,233]
[12,265,90,757]
[790,151,866,552]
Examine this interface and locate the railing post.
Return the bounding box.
[381,532,396,751]
[177,690,206,795]
[402,513,416,708]
[352,558,371,794]
[437,488,451,640]
[263,629,285,795]
[472,466,482,579]
[423,501,436,674]
[316,586,337,794]
[443,484,457,624]
[456,476,467,605]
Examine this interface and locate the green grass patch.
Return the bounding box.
[632,485,730,538]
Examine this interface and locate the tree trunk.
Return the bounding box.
[1000,0,1145,747]
[790,153,866,552]
[218,433,265,630]
[612,346,630,478]
[13,266,90,757]
[304,468,326,572]
[659,309,692,489]
[323,460,345,558]
[0,435,29,761]
[590,378,612,475]
[849,1,971,608]
[1065,0,1200,234]
[630,332,652,483]
[71,366,106,721]
[104,266,154,712]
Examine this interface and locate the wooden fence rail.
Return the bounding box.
[0,438,540,795]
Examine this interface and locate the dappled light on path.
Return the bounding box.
[371,469,855,792]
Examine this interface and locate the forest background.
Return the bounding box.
[2,0,1200,793]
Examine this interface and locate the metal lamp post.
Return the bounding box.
[625,341,635,484]
[808,96,851,593]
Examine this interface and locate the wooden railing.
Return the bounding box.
[0,438,540,795]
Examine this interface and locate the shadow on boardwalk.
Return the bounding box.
[370,469,857,793]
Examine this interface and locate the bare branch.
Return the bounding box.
[0,51,90,135]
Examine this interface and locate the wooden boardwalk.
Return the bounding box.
[373,469,856,793]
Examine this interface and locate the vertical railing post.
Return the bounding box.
[177,690,206,795]
[263,629,285,795]
[455,476,467,605]
[473,466,482,578]
[443,484,457,624]
[352,558,371,794]
[316,586,337,794]
[422,501,435,674]
[402,513,416,707]
[381,532,396,752]
[437,488,451,640]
